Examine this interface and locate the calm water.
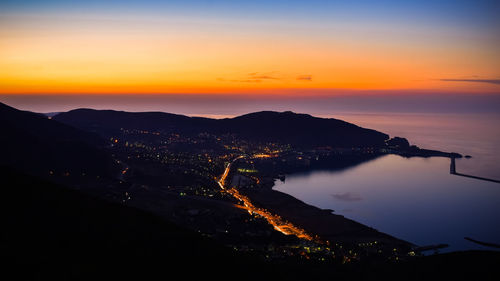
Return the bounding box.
[274,112,500,252]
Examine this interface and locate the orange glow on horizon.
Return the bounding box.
[1,12,499,96]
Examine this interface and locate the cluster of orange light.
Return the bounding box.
[217,157,314,241]
[252,154,272,158]
[225,187,314,241]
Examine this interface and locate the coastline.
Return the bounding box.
[228,143,467,255]
[229,153,424,256]
[240,186,414,250]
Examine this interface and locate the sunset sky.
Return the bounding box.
[1,0,499,96]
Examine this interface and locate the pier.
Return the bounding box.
[450,157,500,184]
[414,244,449,253]
[464,237,500,249]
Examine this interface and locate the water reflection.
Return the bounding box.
[274,154,500,252]
[332,192,363,202]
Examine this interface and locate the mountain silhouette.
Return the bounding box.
[0,102,117,180]
[54,109,389,148]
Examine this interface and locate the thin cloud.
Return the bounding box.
[217,78,262,83]
[248,73,280,80]
[440,78,500,85]
[332,192,362,202]
[217,72,280,83]
[297,75,312,81]
[251,75,279,80]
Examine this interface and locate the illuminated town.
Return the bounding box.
[70,126,412,263]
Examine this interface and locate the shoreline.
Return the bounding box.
[240,186,414,249]
[229,154,418,255]
[228,148,474,255]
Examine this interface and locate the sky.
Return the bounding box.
[1,0,499,97]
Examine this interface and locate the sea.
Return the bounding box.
[273,112,500,252]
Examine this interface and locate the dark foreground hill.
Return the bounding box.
[0,167,273,280]
[53,109,389,148]
[0,102,117,180]
[1,167,498,281]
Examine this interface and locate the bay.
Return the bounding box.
[274,112,500,252]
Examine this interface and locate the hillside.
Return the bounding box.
[54,109,389,148]
[2,167,498,280]
[0,167,277,280]
[0,102,117,180]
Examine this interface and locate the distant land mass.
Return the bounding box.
[53,109,389,148]
[53,107,461,157]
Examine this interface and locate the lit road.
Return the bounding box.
[217,156,244,190]
[216,156,314,241]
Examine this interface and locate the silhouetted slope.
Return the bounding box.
[0,103,105,145]
[54,109,389,148]
[0,102,116,179]
[52,108,214,136]
[2,168,498,280]
[0,168,269,280]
